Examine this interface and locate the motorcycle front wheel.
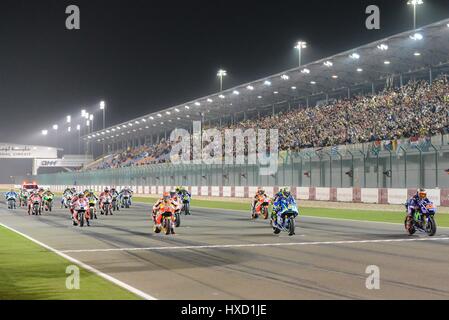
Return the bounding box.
[288,217,295,236]
[426,216,437,236]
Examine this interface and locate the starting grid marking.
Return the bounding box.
[60,236,449,253]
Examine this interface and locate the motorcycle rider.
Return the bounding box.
[152,192,177,233]
[61,187,74,207]
[43,188,54,198]
[42,188,55,211]
[169,190,182,212]
[99,188,113,215]
[175,186,191,199]
[5,189,18,209]
[119,186,133,207]
[19,188,29,207]
[406,188,432,218]
[251,188,269,215]
[110,187,120,211]
[72,192,91,226]
[175,186,191,215]
[28,190,42,215]
[272,187,298,226]
[85,189,98,219]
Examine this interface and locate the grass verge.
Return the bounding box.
[0,225,140,300]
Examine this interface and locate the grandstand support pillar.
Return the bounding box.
[399,146,407,188]
[429,68,433,83]
[347,88,350,99]
[376,153,380,188]
[325,94,329,104]
[272,104,275,116]
[347,150,355,187]
[429,144,439,188]
[306,97,309,107]
[371,83,375,95]
[307,154,312,187]
[325,151,332,188]
[399,75,403,87]
[416,146,424,188]
[359,150,366,188]
[336,150,343,188]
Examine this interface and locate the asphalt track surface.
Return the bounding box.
[1,199,449,300]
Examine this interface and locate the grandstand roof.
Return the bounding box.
[85,18,449,143]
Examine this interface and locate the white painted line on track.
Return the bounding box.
[59,236,449,253]
[0,222,157,300]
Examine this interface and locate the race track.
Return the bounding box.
[1,199,449,300]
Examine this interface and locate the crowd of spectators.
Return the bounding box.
[85,77,449,170]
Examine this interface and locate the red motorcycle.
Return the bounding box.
[252,195,270,220]
[153,203,176,235]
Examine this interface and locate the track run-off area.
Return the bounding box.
[1,200,449,300]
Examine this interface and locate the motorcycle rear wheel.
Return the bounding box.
[404,216,416,235]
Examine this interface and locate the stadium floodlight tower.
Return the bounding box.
[407,0,424,30]
[294,41,307,67]
[100,100,106,155]
[217,69,227,91]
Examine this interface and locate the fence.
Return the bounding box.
[15,134,449,189]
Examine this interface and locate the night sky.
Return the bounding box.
[1,0,449,146]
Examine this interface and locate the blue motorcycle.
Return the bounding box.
[180,193,191,216]
[405,200,437,236]
[272,199,299,236]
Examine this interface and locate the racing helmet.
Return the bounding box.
[418,188,427,199]
[162,192,171,200]
[104,188,110,193]
[257,188,265,195]
[175,186,182,192]
[281,187,291,198]
[78,192,85,198]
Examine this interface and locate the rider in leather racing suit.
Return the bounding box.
[406,188,432,217]
[272,187,298,225]
[5,189,18,208]
[119,187,133,206]
[99,188,113,214]
[152,192,178,232]
[252,188,269,213]
[27,191,42,214]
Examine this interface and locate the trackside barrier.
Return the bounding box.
[30,185,449,207]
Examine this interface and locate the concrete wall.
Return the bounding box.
[27,184,449,207]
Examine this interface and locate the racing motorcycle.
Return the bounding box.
[31,198,42,216]
[405,200,437,236]
[252,195,270,220]
[271,199,298,236]
[19,192,28,208]
[73,200,90,227]
[153,203,176,235]
[101,195,113,216]
[62,195,72,209]
[121,192,131,209]
[43,194,54,212]
[7,197,16,210]
[180,193,191,215]
[111,194,120,211]
[88,196,98,219]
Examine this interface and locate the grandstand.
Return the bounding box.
[82,18,449,157]
[18,18,449,193]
